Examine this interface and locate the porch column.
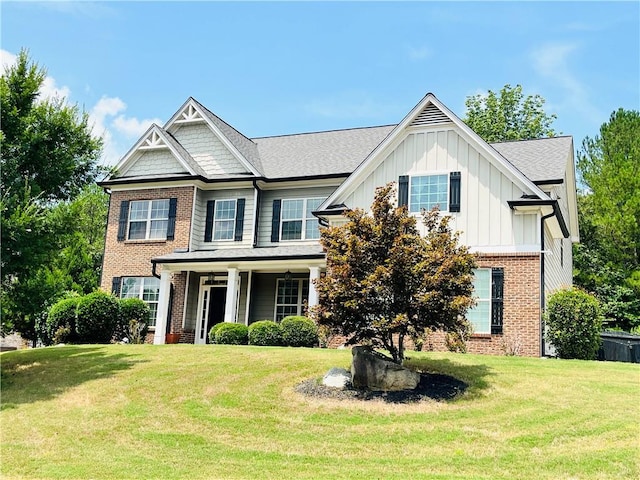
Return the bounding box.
[224,267,239,323]
[308,266,321,308]
[153,271,172,345]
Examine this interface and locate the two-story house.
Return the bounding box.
[99,92,579,356]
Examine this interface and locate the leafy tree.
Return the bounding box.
[574,109,640,331]
[0,50,103,341]
[464,84,557,142]
[311,183,476,363]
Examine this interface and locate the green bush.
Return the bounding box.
[248,320,283,346]
[546,288,603,360]
[212,323,249,345]
[208,322,227,343]
[76,291,120,343]
[46,296,81,345]
[117,298,150,343]
[280,316,318,347]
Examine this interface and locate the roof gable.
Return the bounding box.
[320,93,551,210]
[108,124,205,180]
[165,98,262,176]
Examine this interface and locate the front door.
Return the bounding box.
[196,282,227,344]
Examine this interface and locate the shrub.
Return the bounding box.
[76,291,120,343]
[46,296,81,345]
[280,316,318,347]
[546,288,603,360]
[212,323,249,345]
[208,322,227,343]
[445,320,473,353]
[248,320,283,346]
[117,298,150,343]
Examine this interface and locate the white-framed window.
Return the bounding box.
[281,198,323,241]
[274,278,309,322]
[128,199,170,240]
[409,174,449,213]
[213,199,237,241]
[120,277,161,327]
[467,268,491,334]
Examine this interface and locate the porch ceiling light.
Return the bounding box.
[284,270,292,281]
[205,272,215,285]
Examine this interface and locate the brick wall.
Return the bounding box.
[324,253,542,357]
[100,186,194,338]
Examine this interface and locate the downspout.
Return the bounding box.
[252,180,261,248]
[540,211,555,357]
[151,260,160,279]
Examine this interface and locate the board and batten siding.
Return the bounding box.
[124,150,188,177]
[343,128,540,251]
[543,226,572,298]
[191,187,254,250]
[172,123,249,176]
[257,185,338,247]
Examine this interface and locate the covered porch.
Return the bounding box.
[150,245,326,344]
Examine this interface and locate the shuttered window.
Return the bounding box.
[120,277,161,327]
[400,172,461,213]
[204,198,245,242]
[280,198,323,241]
[119,198,177,241]
[467,267,504,335]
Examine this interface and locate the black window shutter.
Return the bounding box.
[234,198,245,242]
[398,175,409,208]
[491,267,504,334]
[204,200,215,242]
[117,201,130,241]
[449,171,461,213]
[111,277,121,297]
[166,198,178,240]
[271,199,281,243]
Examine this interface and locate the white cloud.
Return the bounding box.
[113,114,162,138]
[531,42,602,124]
[0,49,17,76]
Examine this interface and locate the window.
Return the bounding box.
[409,174,448,213]
[466,268,504,335]
[274,278,309,321]
[467,269,491,334]
[128,199,170,240]
[280,198,323,240]
[120,277,161,327]
[213,199,236,241]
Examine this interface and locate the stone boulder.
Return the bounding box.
[322,367,351,389]
[351,346,420,391]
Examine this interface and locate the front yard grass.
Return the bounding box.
[1,345,638,479]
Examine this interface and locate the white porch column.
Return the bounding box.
[153,271,172,345]
[308,266,321,308]
[224,267,239,323]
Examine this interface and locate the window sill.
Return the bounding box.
[470,333,493,339]
[124,239,167,245]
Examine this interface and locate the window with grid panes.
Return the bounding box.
[120,277,161,326]
[213,199,237,240]
[274,279,309,321]
[409,175,448,213]
[128,199,170,240]
[281,198,323,240]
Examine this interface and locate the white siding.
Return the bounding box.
[257,185,338,247]
[173,123,249,176]
[124,150,187,177]
[343,128,539,251]
[544,226,573,300]
[192,187,255,250]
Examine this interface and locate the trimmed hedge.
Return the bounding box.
[546,288,603,360]
[208,322,227,343]
[46,296,80,345]
[76,291,120,344]
[118,298,150,343]
[211,323,249,345]
[248,320,283,346]
[281,316,318,347]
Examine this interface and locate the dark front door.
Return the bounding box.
[206,287,227,343]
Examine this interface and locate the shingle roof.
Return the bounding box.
[253,125,395,179]
[190,98,264,174]
[490,136,573,183]
[152,244,325,263]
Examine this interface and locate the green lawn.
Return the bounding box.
[1,345,638,479]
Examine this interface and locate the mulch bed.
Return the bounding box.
[295,373,468,404]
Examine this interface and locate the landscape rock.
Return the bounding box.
[322,367,351,389]
[351,346,420,391]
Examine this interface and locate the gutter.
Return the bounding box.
[539,210,555,357]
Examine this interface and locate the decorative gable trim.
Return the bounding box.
[319,93,551,214]
[109,124,198,179]
[165,98,261,176]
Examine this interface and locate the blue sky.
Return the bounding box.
[2,1,638,166]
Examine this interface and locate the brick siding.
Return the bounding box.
[100,187,194,339]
